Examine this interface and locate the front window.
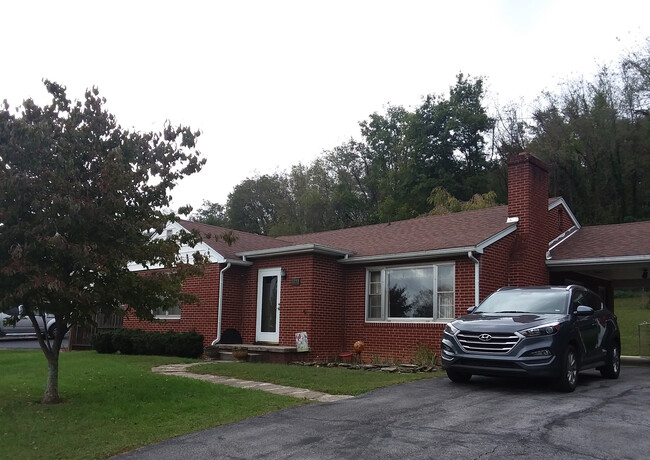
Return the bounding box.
[366,263,455,321]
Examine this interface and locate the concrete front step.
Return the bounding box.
[217,351,262,363]
[210,344,309,364]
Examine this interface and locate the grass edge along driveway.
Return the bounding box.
[1,351,441,460]
[191,361,442,395]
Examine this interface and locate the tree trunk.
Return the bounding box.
[42,353,61,404]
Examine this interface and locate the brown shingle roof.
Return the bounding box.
[180,207,515,261]
[178,220,289,260]
[549,221,650,260]
[278,206,512,257]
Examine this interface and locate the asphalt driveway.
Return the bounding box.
[115,366,650,460]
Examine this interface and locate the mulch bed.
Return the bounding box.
[290,361,438,373]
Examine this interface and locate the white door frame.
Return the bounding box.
[256,268,281,343]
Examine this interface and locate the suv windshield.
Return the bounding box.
[474,289,569,315]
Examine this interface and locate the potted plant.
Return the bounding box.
[232,346,248,361]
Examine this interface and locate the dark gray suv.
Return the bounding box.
[441,285,621,392]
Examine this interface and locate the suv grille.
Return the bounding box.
[457,331,520,353]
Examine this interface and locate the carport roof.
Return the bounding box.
[547,221,650,286]
[548,221,650,261]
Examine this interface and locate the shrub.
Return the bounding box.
[412,343,438,367]
[90,331,116,354]
[91,329,204,358]
[111,329,140,355]
[167,330,204,358]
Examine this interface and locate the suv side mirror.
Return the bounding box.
[574,305,594,316]
[467,306,477,314]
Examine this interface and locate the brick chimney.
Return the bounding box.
[507,152,550,286]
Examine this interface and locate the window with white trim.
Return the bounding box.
[366,263,455,321]
[153,303,181,319]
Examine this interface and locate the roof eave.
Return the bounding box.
[237,243,353,259]
[547,255,650,269]
[223,258,253,267]
[339,246,481,265]
[546,226,580,259]
[476,225,518,251]
[549,197,581,229]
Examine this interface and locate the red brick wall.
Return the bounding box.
[220,265,246,337]
[480,232,516,298]
[507,153,550,286]
[310,255,346,361]
[339,259,473,364]
[123,264,221,346]
[123,251,506,363]
[455,258,476,314]
[547,204,575,242]
[240,255,315,347]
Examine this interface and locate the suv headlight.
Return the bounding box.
[444,322,460,336]
[519,323,561,337]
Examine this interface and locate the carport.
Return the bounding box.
[547,220,650,313]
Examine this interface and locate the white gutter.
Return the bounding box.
[475,225,518,252]
[237,243,352,259]
[211,262,231,346]
[546,226,580,259]
[339,246,481,265]
[546,254,650,267]
[468,251,480,306]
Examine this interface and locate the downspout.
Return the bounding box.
[211,262,232,346]
[468,251,480,306]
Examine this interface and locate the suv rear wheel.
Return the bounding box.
[557,345,578,392]
[600,342,620,379]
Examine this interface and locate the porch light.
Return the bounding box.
[281,269,287,280]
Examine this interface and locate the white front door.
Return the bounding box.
[256,268,281,343]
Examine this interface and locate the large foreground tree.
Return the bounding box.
[0,81,208,404]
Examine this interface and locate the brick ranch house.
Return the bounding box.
[123,153,649,363]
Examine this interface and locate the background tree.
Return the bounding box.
[197,42,650,234]
[191,200,228,227]
[427,187,498,215]
[0,81,208,404]
[225,173,291,235]
[528,61,650,224]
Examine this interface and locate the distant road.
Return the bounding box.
[0,335,69,350]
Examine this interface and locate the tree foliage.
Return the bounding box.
[196,40,650,233]
[195,74,496,235]
[427,187,498,215]
[190,200,228,227]
[0,81,207,403]
[528,54,650,224]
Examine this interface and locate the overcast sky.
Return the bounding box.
[2,0,648,213]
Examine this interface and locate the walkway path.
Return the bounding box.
[152,363,354,403]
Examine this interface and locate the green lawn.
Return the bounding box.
[614,292,650,356]
[191,362,443,395]
[0,351,306,460]
[0,351,441,460]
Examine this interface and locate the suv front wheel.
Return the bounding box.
[557,345,579,392]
